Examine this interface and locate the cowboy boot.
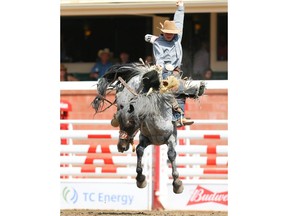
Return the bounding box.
[178,117,194,126]
[176,113,194,127]
[172,99,194,127]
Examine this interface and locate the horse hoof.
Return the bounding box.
[136,179,147,188]
[173,184,184,194]
[173,179,184,194]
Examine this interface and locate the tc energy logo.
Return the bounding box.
[187,185,228,206]
[62,186,78,204]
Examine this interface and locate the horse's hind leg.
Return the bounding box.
[167,136,184,194]
[135,136,149,188]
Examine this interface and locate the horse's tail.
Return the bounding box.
[174,79,206,99]
[91,77,110,113]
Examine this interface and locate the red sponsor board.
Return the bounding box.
[187,185,228,206]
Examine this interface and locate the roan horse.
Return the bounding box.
[91,62,205,194]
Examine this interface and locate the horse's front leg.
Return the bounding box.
[167,135,184,194]
[135,134,149,188]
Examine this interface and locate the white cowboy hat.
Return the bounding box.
[98,48,111,57]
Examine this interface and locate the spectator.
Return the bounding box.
[203,68,213,80]
[118,51,131,64]
[90,48,113,80]
[192,41,210,80]
[60,64,79,81]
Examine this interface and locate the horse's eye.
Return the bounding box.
[128,104,134,113]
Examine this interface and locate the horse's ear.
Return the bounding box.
[128,104,134,113]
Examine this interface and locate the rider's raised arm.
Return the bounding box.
[174,0,184,40]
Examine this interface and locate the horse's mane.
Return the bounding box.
[92,62,149,113]
[103,62,146,83]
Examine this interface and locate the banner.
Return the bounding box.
[162,183,228,211]
[61,181,151,210]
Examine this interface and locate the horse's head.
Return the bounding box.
[116,99,139,153]
[91,62,145,114]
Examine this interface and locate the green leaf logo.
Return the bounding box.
[62,186,78,204]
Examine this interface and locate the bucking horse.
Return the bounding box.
[91,62,205,194]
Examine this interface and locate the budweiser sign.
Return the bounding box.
[187,185,228,206]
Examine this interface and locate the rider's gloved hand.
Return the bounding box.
[176,0,184,7]
[144,34,158,44]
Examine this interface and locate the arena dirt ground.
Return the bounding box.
[60,209,228,216]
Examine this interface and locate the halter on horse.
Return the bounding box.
[91,62,205,194]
